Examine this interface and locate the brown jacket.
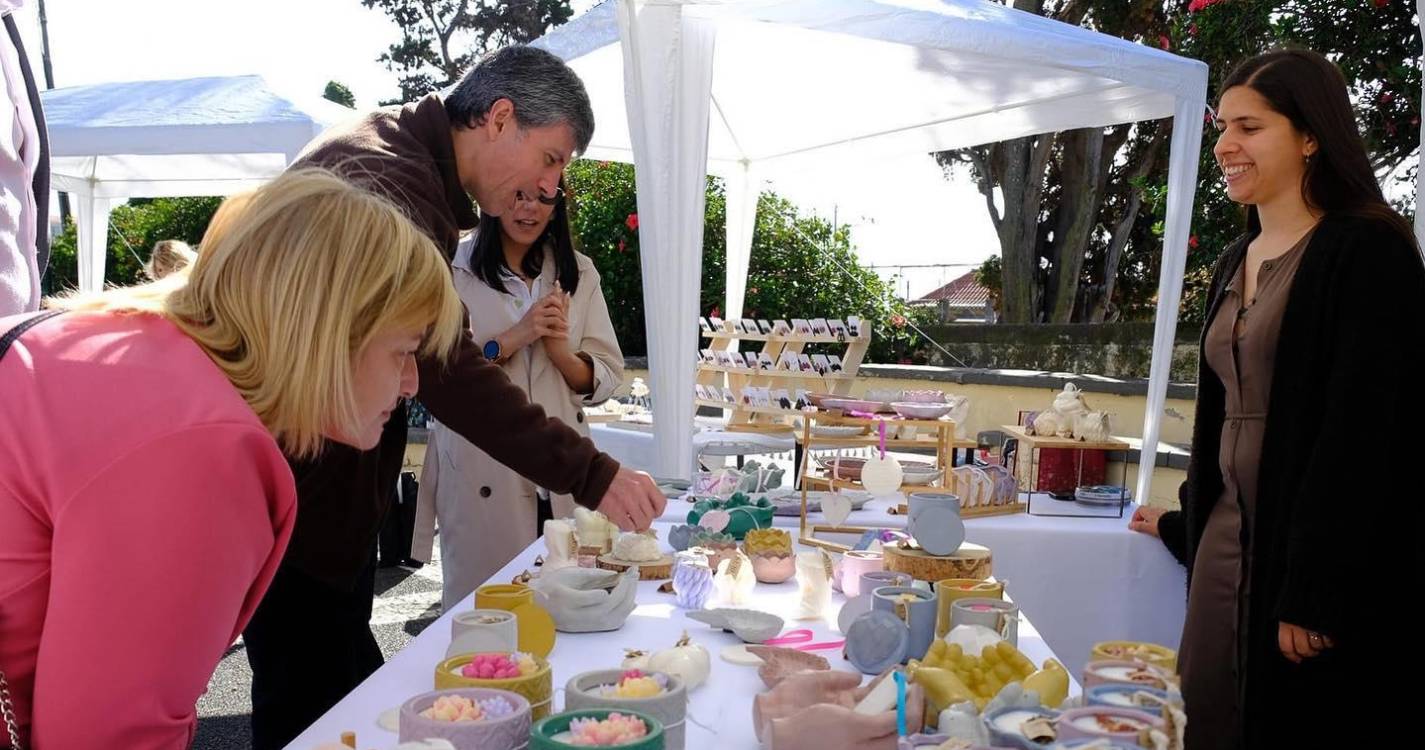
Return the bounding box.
[281,94,619,588]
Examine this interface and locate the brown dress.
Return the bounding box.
[1177,228,1313,750]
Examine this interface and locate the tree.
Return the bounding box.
[938,0,1420,325]
[323,80,357,108]
[565,160,935,363]
[42,197,222,294]
[360,0,574,103]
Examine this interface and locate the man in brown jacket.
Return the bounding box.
[240,46,666,749]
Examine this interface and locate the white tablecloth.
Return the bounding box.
[284,523,1075,750]
[662,494,1186,676]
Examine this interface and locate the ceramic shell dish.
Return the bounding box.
[529,567,639,633]
[687,608,785,644]
[890,402,955,420]
[564,670,688,750]
[399,687,531,750]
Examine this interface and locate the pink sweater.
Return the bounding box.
[0,312,297,748]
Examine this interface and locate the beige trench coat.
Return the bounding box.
[414,236,623,610]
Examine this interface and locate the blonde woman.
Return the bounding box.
[0,169,462,749]
[416,182,623,610]
[143,239,198,280]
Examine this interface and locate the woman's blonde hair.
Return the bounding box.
[51,168,465,458]
[144,239,198,281]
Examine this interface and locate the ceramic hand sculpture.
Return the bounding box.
[752,670,925,750]
[529,567,639,633]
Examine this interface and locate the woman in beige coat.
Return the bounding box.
[416,184,624,610]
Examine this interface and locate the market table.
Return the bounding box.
[660,493,1186,676]
[285,522,1079,750]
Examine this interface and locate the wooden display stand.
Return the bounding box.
[694,322,871,432]
[998,424,1132,517]
[794,413,1019,553]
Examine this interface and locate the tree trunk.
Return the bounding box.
[1090,123,1168,322]
[1047,128,1105,323]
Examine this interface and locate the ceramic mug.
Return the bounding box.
[933,579,1004,639]
[872,586,938,664]
[907,492,966,556]
[448,609,519,659]
[950,597,1019,646]
[835,550,885,596]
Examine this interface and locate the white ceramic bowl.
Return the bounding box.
[891,402,954,420]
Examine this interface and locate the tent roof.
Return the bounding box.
[535,0,1207,175]
[42,75,355,198]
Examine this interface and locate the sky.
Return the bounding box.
[8,0,1000,299]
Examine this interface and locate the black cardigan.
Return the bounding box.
[1156,214,1425,746]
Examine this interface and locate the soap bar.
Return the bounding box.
[852,674,899,715]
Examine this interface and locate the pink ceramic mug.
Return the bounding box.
[834,551,885,596]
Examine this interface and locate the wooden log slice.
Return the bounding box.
[596,553,675,580]
[882,540,992,582]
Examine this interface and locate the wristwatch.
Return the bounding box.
[482,338,502,362]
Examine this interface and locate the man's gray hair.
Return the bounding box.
[445,45,594,154]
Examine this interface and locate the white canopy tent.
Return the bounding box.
[41,75,353,291]
[536,0,1208,500]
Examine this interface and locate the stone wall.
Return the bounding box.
[920,322,1201,381]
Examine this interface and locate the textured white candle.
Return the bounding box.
[795,551,833,620]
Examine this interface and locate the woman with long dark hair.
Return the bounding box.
[1130,49,1424,747]
[414,180,624,610]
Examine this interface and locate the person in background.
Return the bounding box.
[414,179,624,611]
[0,0,50,316]
[143,239,198,281]
[0,168,464,748]
[1128,49,1425,748]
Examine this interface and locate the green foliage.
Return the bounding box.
[42,197,222,295]
[567,160,932,363]
[323,80,357,108]
[360,0,574,103]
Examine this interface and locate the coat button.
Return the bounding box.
[576,411,585,423]
[479,486,492,498]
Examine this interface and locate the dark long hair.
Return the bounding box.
[469,180,580,296]
[1220,49,1416,248]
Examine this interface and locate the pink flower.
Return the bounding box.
[1157,34,1171,50]
[1188,24,1198,37]
[626,213,639,231]
[617,239,626,253]
[1188,0,1225,12]
[1189,235,1199,249]
[891,314,907,328]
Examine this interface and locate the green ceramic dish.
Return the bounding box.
[530,708,665,750]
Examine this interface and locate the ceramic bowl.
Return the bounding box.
[1090,640,1178,670]
[1082,660,1174,690]
[530,708,664,750]
[399,687,531,750]
[1056,706,1163,744]
[821,398,884,414]
[900,463,944,486]
[891,402,954,420]
[817,456,866,481]
[981,705,1061,749]
[687,607,785,643]
[900,389,948,404]
[1085,684,1172,716]
[565,670,687,750]
[749,552,796,583]
[435,652,554,720]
